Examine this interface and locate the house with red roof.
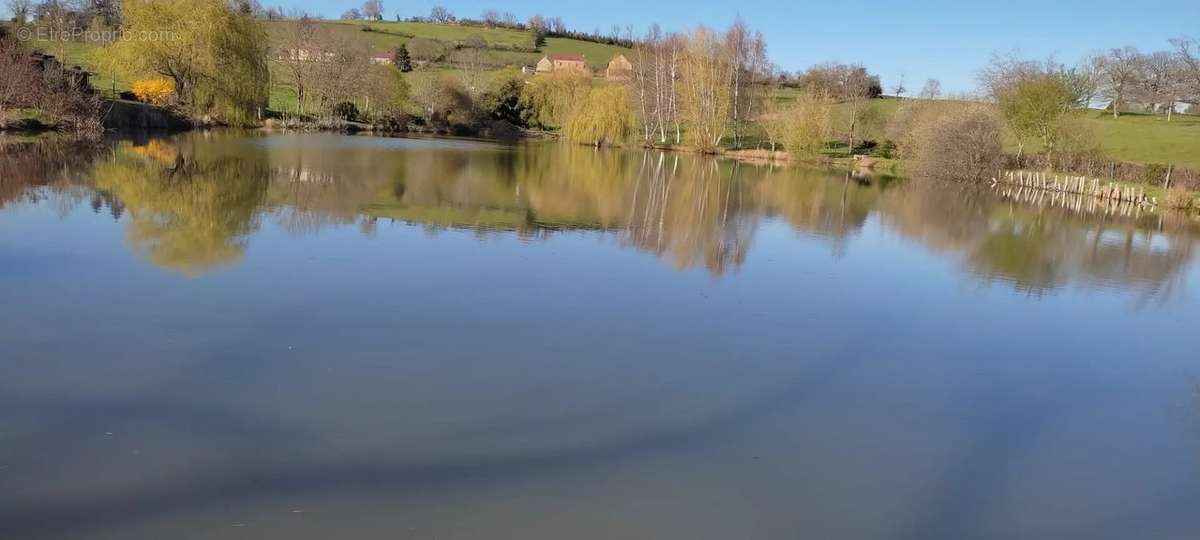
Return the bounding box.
[536,53,588,74]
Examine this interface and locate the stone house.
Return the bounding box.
[536,53,588,74]
[369,51,394,65]
[606,54,634,81]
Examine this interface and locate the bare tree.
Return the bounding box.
[1061,54,1103,109]
[277,17,320,114]
[0,37,44,116]
[726,18,750,147]
[5,0,33,24]
[919,79,942,99]
[452,34,488,96]
[340,7,361,20]
[1137,51,1185,120]
[978,52,1047,100]
[361,0,383,21]
[429,5,453,23]
[632,25,671,144]
[1170,37,1200,105]
[480,9,500,27]
[527,14,546,33]
[1099,46,1144,118]
[892,73,907,99]
[309,30,371,117]
[632,26,688,145]
[723,19,769,148]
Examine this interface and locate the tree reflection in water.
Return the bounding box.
[2,132,1197,298]
[91,139,271,276]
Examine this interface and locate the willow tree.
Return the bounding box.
[114,0,269,124]
[778,91,833,160]
[678,27,733,153]
[518,71,591,129]
[564,86,633,146]
[91,140,270,275]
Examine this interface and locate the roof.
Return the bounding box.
[549,53,585,62]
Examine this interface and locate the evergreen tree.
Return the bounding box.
[395,45,413,72]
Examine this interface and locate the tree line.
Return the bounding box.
[979,41,1200,121]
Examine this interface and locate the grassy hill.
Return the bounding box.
[262,20,630,70]
[14,19,632,106]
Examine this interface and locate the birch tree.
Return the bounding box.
[678,26,733,153]
[631,27,684,145]
[278,17,319,114]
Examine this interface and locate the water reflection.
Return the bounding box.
[2,132,1198,296]
[4,133,1200,540]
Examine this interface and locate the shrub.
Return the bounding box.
[1048,115,1102,170]
[910,104,1004,183]
[40,90,103,134]
[363,65,409,122]
[332,101,359,121]
[1164,187,1195,211]
[131,79,176,106]
[407,38,448,63]
[885,101,938,159]
[1141,164,1170,185]
[872,139,898,159]
[478,70,525,125]
[0,36,44,113]
[411,75,474,131]
[777,91,833,160]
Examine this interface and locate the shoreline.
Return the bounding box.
[5,121,1195,212]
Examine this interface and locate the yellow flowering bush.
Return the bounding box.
[131,79,176,106]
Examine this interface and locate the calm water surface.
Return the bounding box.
[2,133,1199,539]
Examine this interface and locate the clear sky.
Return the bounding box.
[10,1,1199,93]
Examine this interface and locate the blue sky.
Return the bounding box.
[10,1,1198,93]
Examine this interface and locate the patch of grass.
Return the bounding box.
[539,38,631,70]
[807,94,1200,170]
[1080,111,1200,169]
[332,20,536,49]
[316,22,635,69]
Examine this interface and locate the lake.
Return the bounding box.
[2,132,1199,539]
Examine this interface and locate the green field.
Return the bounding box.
[1081,111,1200,169]
[818,98,1200,169]
[262,20,631,70]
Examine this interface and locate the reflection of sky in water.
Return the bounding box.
[1,134,1199,539]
